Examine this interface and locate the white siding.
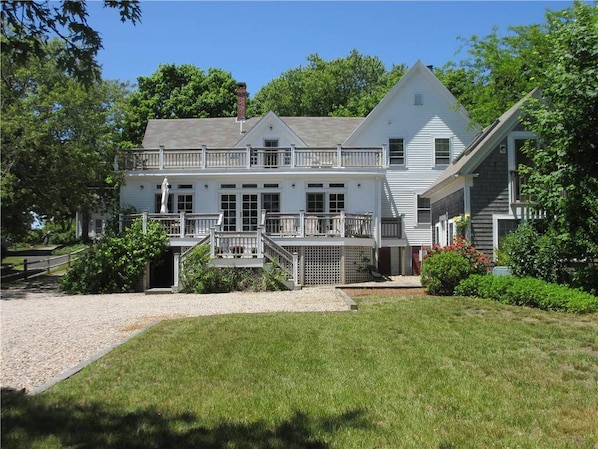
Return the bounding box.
[347,69,476,246]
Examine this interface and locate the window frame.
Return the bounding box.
[416,194,431,224]
[434,137,452,166]
[388,138,406,166]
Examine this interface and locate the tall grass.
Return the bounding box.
[3,294,597,448]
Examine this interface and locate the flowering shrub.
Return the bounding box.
[425,236,490,273]
[421,237,490,296]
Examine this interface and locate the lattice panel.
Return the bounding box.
[304,246,342,285]
[344,247,373,283]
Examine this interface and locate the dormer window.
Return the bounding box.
[414,94,423,106]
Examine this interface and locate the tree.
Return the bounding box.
[1,40,129,240]
[439,23,551,126]
[521,1,598,262]
[248,50,407,117]
[121,64,238,146]
[1,0,141,85]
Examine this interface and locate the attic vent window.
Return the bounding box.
[307,183,324,188]
[220,184,236,189]
[414,94,423,106]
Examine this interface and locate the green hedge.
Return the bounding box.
[455,275,598,313]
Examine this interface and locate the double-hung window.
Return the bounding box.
[389,138,405,166]
[434,138,451,166]
[417,195,431,224]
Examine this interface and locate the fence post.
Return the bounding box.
[47,256,51,274]
[23,259,28,280]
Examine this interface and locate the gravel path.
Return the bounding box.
[1,281,350,392]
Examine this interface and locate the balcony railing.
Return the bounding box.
[122,211,374,239]
[119,145,386,171]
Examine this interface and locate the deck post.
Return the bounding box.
[336,144,342,168]
[290,144,296,168]
[292,252,299,288]
[180,211,185,238]
[142,212,148,233]
[340,211,346,238]
[246,144,252,168]
[299,210,305,237]
[381,143,388,168]
[201,145,207,168]
[159,145,165,169]
[210,228,216,258]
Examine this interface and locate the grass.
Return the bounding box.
[2,293,597,448]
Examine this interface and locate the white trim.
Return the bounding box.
[433,135,453,167]
[492,214,518,262]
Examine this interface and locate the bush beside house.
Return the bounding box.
[455,275,598,313]
[179,244,287,294]
[421,237,490,296]
[60,219,167,294]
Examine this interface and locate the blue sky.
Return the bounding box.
[86,1,573,97]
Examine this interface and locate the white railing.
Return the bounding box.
[121,212,222,237]
[119,145,386,170]
[122,211,373,240]
[263,211,373,238]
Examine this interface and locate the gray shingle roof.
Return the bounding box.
[423,88,540,197]
[141,116,364,149]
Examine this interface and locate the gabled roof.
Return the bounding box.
[141,115,364,149]
[344,60,471,145]
[422,88,541,197]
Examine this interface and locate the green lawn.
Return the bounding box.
[2,294,597,448]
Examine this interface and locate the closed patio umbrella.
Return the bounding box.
[160,177,169,213]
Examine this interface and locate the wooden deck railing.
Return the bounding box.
[119,145,386,170]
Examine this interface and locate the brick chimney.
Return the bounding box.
[236,82,247,121]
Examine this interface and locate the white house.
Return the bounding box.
[109,60,477,289]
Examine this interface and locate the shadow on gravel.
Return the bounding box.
[1,275,63,300]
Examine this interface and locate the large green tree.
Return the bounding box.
[1,41,129,240]
[438,22,551,126]
[248,50,407,117]
[122,64,238,146]
[1,0,141,85]
[521,1,598,261]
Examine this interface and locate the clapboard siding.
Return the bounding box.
[470,140,510,257]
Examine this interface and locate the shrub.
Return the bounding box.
[60,219,167,294]
[455,274,598,313]
[422,251,475,296]
[502,223,569,283]
[180,244,287,294]
[421,237,490,296]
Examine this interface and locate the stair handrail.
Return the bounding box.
[261,233,299,287]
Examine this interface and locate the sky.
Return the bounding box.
[86,1,573,97]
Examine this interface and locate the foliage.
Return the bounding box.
[520,1,598,267]
[1,0,141,85]
[502,222,571,284]
[439,22,551,126]
[422,237,490,296]
[248,50,407,117]
[180,244,287,293]
[121,64,238,145]
[455,274,598,313]
[59,219,167,294]
[1,40,128,241]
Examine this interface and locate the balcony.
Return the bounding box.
[118,145,385,171]
[122,211,374,240]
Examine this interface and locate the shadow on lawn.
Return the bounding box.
[1,388,372,448]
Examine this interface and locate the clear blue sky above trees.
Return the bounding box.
[87,1,571,95]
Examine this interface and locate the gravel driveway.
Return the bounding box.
[1,279,350,393]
